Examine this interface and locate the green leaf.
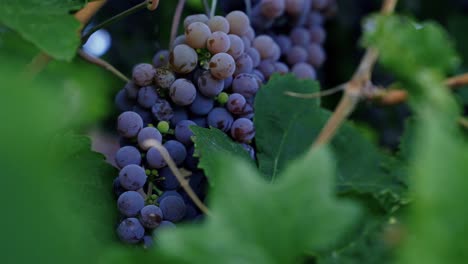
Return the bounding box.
[0,0,87,60]
[363,15,459,83]
[255,74,406,208]
[191,126,255,186]
[156,148,361,263]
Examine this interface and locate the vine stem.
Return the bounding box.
[78,50,130,82]
[81,0,149,44]
[152,141,211,215]
[311,0,398,149]
[210,0,217,18]
[25,0,107,77]
[170,0,187,48]
[370,73,468,105]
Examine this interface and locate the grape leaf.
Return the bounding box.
[362,15,459,82]
[364,14,468,264]
[154,147,361,263]
[0,0,87,60]
[255,74,406,207]
[191,126,255,186]
[0,57,125,263]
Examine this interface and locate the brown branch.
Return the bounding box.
[369,72,468,105]
[311,0,397,149]
[78,50,130,82]
[170,0,187,48]
[75,0,107,26]
[152,141,211,215]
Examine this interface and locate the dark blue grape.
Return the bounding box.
[169,79,197,106]
[118,164,147,191]
[234,53,254,76]
[152,99,174,121]
[192,116,208,128]
[138,86,159,108]
[115,146,141,169]
[115,89,135,112]
[241,143,256,160]
[190,92,215,116]
[124,81,140,100]
[175,120,197,146]
[139,205,163,229]
[117,191,145,217]
[132,105,153,125]
[117,218,145,244]
[184,146,199,171]
[207,107,234,132]
[231,118,255,143]
[198,71,225,98]
[171,107,189,126]
[147,147,166,169]
[113,177,126,197]
[117,111,144,138]
[159,195,187,223]
[159,167,181,190]
[154,67,176,89]
[152,50,170,68]
[226,93,247,115]
[157,191,183,204]
[132,63,155,86]
[164,140,187,165]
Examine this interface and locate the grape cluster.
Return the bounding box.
[247,0,337,79]
[112,3,335,245]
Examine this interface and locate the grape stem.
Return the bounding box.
[81,0,152,44]
[78,49,130,82]
[244,0,252,17]
[203,0,211,16]
[311,0,398,149]
[210,0,217,18]
[285,83,346,99]
[170,0,187,48]
[152,141,211,215]
[25,0,107,78]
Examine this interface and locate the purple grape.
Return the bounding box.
[198,71,225,98]
[190,92,215,115]
[137,86,159,108]
[152,50,170,68]
[287,46,308,65]
[132,63,155,86]
[207,107,234,132]
[241,143,256,160]
[117,191,145,217]
[234,53,254,76]
[246,47,261,68]
[139,205,163,229]
[124,81,139,100]
[115,89,135,112]
[159,195,187,223]
[184,146,199,170]
[171,107,189,126]
[169,79,197,106]
[115,146,142,168]
[310,26,326,44]
[113,177,126,197]
[159,167,181,190]
[275,62,289,74]
[117,111,143,138]
[154,67,176,89]
[290,27,310,47]
[306,43,326,67]
[175,120,197,146]
[292,62,317,79]
[143,235,154,249]
[274,34,292,56]
[257,60,276,79]
[164,140,187,165]
[119,164,147,191]
[231,118,255,143]
[152,99,174,121]
[117,218,145,244]
[132,105,153,125]
[226,93,247,115]
[232,73,259,98]
[192,116,207,127]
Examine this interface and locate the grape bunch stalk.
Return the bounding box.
[112,2,333,246]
